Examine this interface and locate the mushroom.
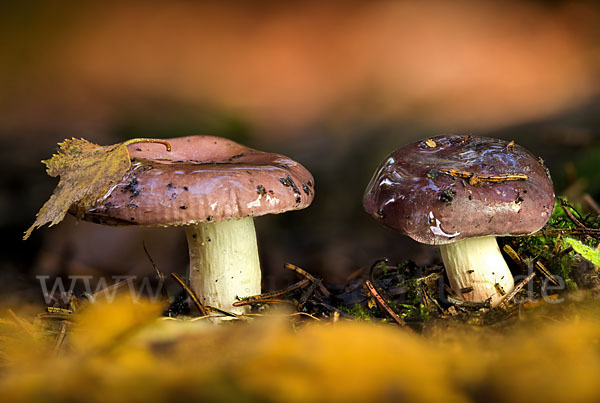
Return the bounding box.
[77,135,315,314]
[363,135,554,307]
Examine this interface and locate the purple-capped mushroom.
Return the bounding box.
[76,135,315,315]
[363,135,554,307]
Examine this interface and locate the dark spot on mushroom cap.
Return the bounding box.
[123,177,142,198]
[279,176,293,187]
[439,188,457,203]
[125,177,137,190]
[257,185,267,196]
[180,206,187,210]
[515,191,524,203]
[279,175,301,195]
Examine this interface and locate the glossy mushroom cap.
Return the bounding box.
[363,135,554,245]
[79,136,315,226]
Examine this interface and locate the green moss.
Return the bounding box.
[508,197,600,294]
[392,302,429,321]
[340,303,377,321]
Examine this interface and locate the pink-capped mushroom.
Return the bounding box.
[77,135,315,314]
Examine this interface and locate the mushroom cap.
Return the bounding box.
[79,136,315,226]
[363,135,555,245]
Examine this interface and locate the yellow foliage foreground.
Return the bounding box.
[1,297,600,403]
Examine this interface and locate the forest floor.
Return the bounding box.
[2,198,600,402]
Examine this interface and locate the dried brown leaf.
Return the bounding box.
[24,138,170,239]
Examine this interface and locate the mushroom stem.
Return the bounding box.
[185,217,261,315]
[439,236,514,307]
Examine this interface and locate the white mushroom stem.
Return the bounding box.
[439,236,514,307]
[185,217,261,315]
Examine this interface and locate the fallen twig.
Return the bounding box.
[188,314,230,321]
[446,296,490,310]
[418,282,444,314]
[439,168,528,186]
[204,305,238,318]
[284,263,331,297]
[502,244,528,272]
[232,298,296,307]
[561,202,589,229]
[556,246,574,258]
[143,241,168,299]
[290,312,321,321]
[497,271,536,308]
[170,273,208,316]
[534,260,560,286]
[233,279,310,306]
[298,280,320,310]
[365,280,412,331]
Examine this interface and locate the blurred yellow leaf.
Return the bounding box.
[236,322,461,403]
[70,295,163,353]
[24,137,170,239]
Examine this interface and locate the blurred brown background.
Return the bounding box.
[2,0,600,303]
